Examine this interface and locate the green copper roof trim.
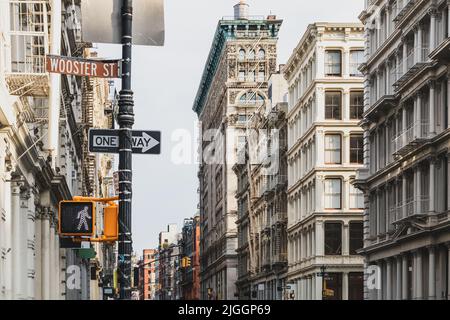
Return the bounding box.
[192,19,282,116]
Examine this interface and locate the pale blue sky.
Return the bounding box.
[95,0,364,255]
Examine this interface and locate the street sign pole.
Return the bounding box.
[118,0,134,300]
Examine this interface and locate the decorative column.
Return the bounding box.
[34,206,42,300]
[402,105,407,147]
[416,250,423,300]
[428,246,436,300]
[447,153,450,212]
[1,168,12,300]
[343,223,349,256]
[316,221,324,256]
[385,62,390,95]
[429,81,436,135]
[430,8,437,51]
[416,92,422,139]
[413,25,419,64]
[448,0,450,37]
[447,74,450,129]
[386,259,392,300]
[429,158,436,213]
[11,175,23,300]
[41,208,50,300]
[417,23,423,62]
[396,256,402,300]
[19,188,31,300]
[386,6,391,36]
[377,261,383,300]
[447,243,450,300]
[402,254,408,300]
[402,174,407,218]
[402,40,408,75]
[414,166,422,214]
[395,49,400,81]
[343,273,349,300]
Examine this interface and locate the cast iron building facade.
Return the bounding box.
[193,1,282,299]
[356,0,450,300]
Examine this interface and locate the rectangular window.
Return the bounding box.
[349,222,363,254]
[349,183,364,209]
[325,91,342,120]
[325,50,342,76]
[350,91,364,119]
[348,272,364,300]
[325,222,342,255]
[350,134,364,164]
[350,50,364,76]
[323,273,343,300]
[324,179,342,209]
[248,71,255,82]
[258,70,265,82]
[238,70,245,82]
[325,134,341,164]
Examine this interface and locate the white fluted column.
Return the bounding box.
[11,179,23,300]
[429,159,436,213]
[417,24,423,62]
[396,257,402,300]
[448,1,450,37]
[343,273,349,300]
[402,41,408,75]
[34,209,42,300]
[430,9,437,51]
[41,209,50,300]
[428,246,436,300]
[386,259,392,300]
[416,250,423,300]
[377,261,383,300]
[447,153,450,212]
[413,26,419,64]
[429,81,436,135]
[402,174,407,218]
[402,254,408,300]
[447,243,450,300]
[447,76,450,129]
[316,221,324,256]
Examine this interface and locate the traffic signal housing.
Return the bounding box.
[59,201,96,236]
[103,202,118,240]
[181,256,192,268]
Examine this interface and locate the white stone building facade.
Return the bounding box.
[284,23,366,300]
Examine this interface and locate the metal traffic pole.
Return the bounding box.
[118,0,134,300]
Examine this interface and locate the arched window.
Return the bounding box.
[239,92,265,104]
[247,50,255,60]
[239,49,246,61]
[258,49,265,59]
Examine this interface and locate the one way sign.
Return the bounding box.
[89,129,161,154]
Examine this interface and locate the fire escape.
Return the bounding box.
[6,0,50,97]
[81,77,95,196]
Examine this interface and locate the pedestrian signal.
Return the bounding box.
[59,201,95,236]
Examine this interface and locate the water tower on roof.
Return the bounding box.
[234,0,249,20]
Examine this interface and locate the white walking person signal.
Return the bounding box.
[76,206,92,231]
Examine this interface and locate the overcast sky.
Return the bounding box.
[95,0,364,256]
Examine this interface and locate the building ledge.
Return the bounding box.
[428,38,450,62]
[364,95,398,121]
